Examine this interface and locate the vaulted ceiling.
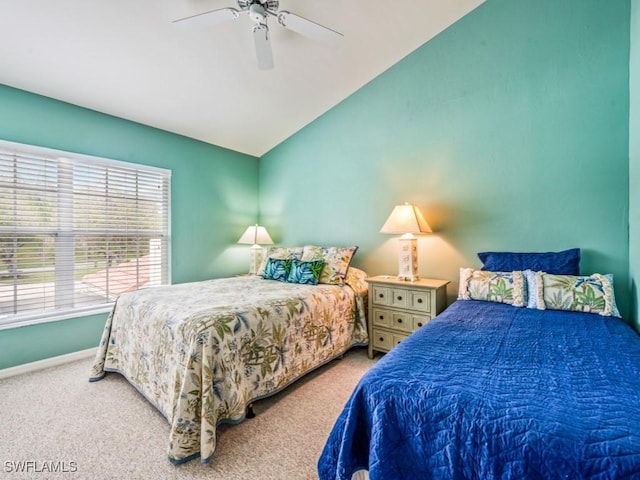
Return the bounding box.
[0,0,485,156]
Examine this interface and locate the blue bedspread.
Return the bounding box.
[318,300,640,479]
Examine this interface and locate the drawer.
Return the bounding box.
[392,333,408,347]
[371,308,393,328]
[372,328,409,351]
[372,285,391,306]
[392,312,413,333]
[390,288,409,308]
[412,314,431,330]
[410,291,431,313]
[392,313,431,333]
[371,328,394,351]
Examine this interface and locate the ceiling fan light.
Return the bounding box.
[249,3,267,23]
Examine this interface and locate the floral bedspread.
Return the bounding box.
[89,268,368,464]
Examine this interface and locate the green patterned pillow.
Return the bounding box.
[257,246,303,277]
[263,257,292,282]
[532,272,619,317]
[301,245,358,285]
[287,259,324,285]
[458,268,525,307]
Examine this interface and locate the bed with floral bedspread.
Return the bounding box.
[89,268,368,464]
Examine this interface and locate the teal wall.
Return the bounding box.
[631,0,640,329]
[0,85,259,369]
[260,0,631,312]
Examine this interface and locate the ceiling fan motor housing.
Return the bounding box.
[238,0,279,15]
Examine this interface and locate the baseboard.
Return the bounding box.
[0,347,98,380]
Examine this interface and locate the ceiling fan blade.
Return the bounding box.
[252,24,274,70]
[172,8,240,28]
[277,11,343,47]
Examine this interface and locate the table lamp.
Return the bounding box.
[237,224,274,274]
[380,203,431,281]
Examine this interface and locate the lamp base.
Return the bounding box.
[397,236,419,282]
[249,244,264,275]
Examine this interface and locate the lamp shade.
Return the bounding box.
[380,203,431,235]
[237,224,274,245]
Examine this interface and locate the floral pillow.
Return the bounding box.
[301,245,358,285]
[345,267,368,291]
[528,272,620,317]
[257,246,303,277]
[287,259,324,285]
[458,268,525,307]
[263,257,292,282]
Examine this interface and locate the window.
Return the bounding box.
[0,140,171,328]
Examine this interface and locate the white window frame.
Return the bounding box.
[0,139,171,330]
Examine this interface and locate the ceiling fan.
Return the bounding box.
[173,0,343,70]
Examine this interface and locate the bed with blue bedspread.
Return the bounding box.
[318,299,640,479]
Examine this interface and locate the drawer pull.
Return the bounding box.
[397,318,403,323]
[417,322,423,327]
[417,298,423,304]
[379,315,385,320]
[379,337,385,342]
[397,296,403,301]
[378,293,384,298]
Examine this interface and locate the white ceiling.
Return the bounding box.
[0,0,484,157]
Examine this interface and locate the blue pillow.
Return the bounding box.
[478,248,580,275]
[287,259,324,285]
[263,257,292,282]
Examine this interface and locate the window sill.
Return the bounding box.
[0,304,114,331]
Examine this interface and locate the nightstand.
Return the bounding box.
[366,275,449,358]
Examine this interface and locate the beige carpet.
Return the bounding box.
[0,347,376,480]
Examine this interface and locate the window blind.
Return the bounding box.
[0,140,171,328]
